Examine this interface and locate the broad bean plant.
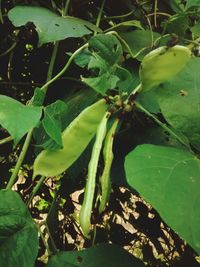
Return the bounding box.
[0,1,200,266]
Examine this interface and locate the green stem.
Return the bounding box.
[94,0,106,35]
[108,31,148,59]
[0,42,17,57]
[135,101,190,149]
[36,223,52,256]
[6,42,59,188]
[6,129,33,189]
[0,136,13,145]
[43,42,59,93]
[63,0,71,16]
[45,222,58,254]
[0,0,4,24]
[26,176,46,206]
[100,10,134,21]
[40,43,88,91]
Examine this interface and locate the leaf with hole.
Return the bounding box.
[155,58,200,149]
[8,6,101,46]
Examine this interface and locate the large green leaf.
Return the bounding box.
[8,6,100,46]
[0,95,42,144]
[46,243,146,267]
[155,58,200,149]
[125,144,200,255]
[0,190,39,267]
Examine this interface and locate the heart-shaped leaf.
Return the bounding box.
[125,144,200,255]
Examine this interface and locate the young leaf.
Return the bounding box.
[155,58,200,149]
[46,243,146,267]
[139,45,191,92]
[0,190,38,267]
[125,144,200,255]
[81,34,123,95]
[8,6,100,46]
[0,95,42,144]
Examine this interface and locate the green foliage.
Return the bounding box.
[186,0,200,9]
[1,0,200,266]
[125,144,200,255]
[47,244,146,267]
[42,100,68,148]
[0,190,38,267]
[0,95,42,144]
[8,6,100,46]
[120,30,160,60]
[155,58,200,149]
[81,34,123,94]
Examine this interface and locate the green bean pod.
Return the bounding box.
[140,45,191,92]
[33,99,108,178]
[79,112,111,238]
[98,118,119,214]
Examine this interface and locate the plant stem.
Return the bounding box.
[36,223,52,256]
[135,101,190,149]
[26,176,46,206]
[108,31,148,59]
[43,42,59,93]
[63,0,71,16]
[6,40,61,189]
[6,129,33,189]
[94,0,106,35]
[0,136,13,145]
[45,222,58,254]
[40,43,88,92]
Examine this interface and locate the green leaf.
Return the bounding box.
[46,243,146,267]
[0,189,39,267]
[31,87,45,106]
[115,66,137,94]
[191,24,200,37]
[0,95,42,144]
[136,90,160,114]
[125,144,200,255]
[155,58,200,149]
[120,30,160,61]
[186,0,200,9]
[165,14,189,36]
[42,100,68,148]
[81,34,123,94]
[8,6,100,46]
